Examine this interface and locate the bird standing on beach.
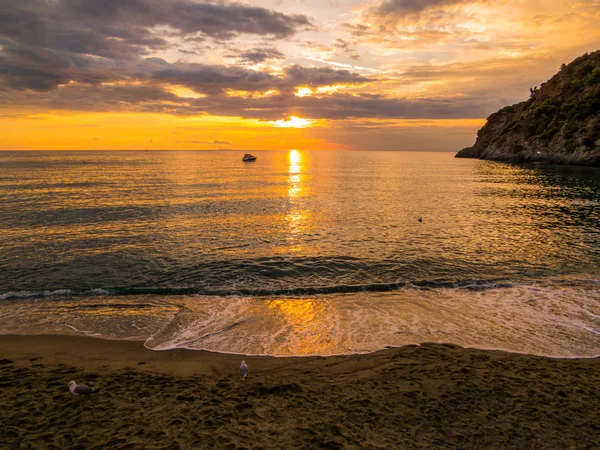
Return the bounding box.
[68,380,96,396]
[240,361,249,380]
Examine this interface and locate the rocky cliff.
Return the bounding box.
[456,50,600,166]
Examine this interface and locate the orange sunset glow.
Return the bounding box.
[1,0,599,150]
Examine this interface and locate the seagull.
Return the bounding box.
[240,361,249,380]
[68,380,96,396]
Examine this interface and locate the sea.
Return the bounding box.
[1,150,599,357]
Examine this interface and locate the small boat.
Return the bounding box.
[242,153,257,162]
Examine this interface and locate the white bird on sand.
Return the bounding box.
[240,361,249,380]
[68,380,96,395]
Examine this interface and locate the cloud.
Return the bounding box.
[0,1,312,56]
[0,0,365,97]
[266,93,492,120]
[151,63,278,95]
[0,76,500,121]
[0,0,313,93]
[370,0,471,17]
[4,0,590,126]
[0,14,567,125]
[233,47,286,64]
[0,24,377,112]
[281,65,369,88]
[345,0,490,47]
[0,42,123,91]
[147,62,370,96]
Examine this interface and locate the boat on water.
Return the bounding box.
[242,153,257,162]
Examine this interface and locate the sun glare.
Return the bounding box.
[289,149,301,168]
[295,87,314,97]
[295,85,347,97]
[272,116,315,128]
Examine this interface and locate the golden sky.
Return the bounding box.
[1,0,599,151]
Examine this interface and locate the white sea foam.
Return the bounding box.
[142,280,600,358]
[2,280,600,358]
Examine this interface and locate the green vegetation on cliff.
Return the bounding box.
[456,50,600,166]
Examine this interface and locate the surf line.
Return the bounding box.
[63,323,100,336]
[174,320,247,348]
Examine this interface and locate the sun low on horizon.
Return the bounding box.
[1,0,599,151]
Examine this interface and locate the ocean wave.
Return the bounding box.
[0,289,72,300]
[140,281,600,357]
[1,277,598,300]
[86,288,112,296]
[1,280,599,358]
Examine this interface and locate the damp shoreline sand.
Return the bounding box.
[1,334,599,449]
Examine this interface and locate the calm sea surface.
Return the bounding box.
[1,150,599,357]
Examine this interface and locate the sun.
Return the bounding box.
[271,116,316,128]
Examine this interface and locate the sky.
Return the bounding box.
[1,0,599,151]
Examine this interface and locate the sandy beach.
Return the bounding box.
[1,335,599,449]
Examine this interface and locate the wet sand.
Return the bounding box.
[1,335,599,449]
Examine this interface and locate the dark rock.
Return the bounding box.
[455,146,476,158]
